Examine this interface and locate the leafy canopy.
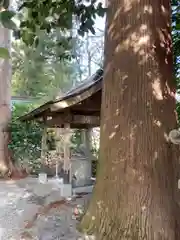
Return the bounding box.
[0,0,106,58]
[1,0,179,60]
[18,0,105,40]
[18,0,105,47]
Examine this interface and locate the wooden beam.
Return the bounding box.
[71,110,100,116]
[73,115,100,125]
[44,113,71,126]
[45,114,100,127]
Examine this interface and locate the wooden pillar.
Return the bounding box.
[79,128,92,185]
[55,128,63,155]
[55,127,63,177]
[41,127,47,162]
[63,123,72,183]
[81,128,91,158]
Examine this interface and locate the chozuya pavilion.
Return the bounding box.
[19,69,103,194]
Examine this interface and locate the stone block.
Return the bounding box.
[61,184,72,197]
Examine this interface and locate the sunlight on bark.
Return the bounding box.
[115,31,150,54]
[161,5,168,14]
[143,5,153,14]
[0,162,8,172]
[151,78,164,100]
[153,119,162,127]
[115,109,120,116]
[109,132,116,139]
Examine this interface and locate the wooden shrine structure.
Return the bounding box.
[19,69,103,185]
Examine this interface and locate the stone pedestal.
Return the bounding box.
[71,158,92,187]
[70,129,93,187]
[60,184,72,197]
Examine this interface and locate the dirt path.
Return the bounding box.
[0,177,91,240]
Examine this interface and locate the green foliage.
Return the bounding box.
[0,0,106,60]
[8,104,43,172]
[71,129,81,149]
[0,47,9,58]
[172,0,180,122]
[0,0,106,59]
[8,105,88,174]
[12,30,75,100]
[0,9,15,19]
[92,159,98,177]
[172,0,180,77]
[46,129,56,150]
[0,10,17,30]
[176,103,180,124]
[0,3,16,59]
[17,0,106,46]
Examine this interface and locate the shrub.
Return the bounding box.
[8,103,43,173]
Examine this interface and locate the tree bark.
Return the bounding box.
[80,0,180,239]
[0,22,12,175]
[0,7,26,178]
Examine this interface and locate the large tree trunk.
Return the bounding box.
[80,0,180,239]
[0,23,12,175]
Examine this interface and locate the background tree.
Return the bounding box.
[172,0,180,78]
[172,0,180,121]
[73,27,104,82]
[11,30,75,102]
[11,5,105,100]
[0,2,14,176]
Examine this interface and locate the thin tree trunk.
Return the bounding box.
[86,33,92,77]
[80,0,180,239]
[0,21,12,175]
[0,6,26,178]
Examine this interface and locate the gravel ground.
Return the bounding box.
[0,177,93,240]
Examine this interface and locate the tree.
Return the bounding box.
[12,30,75,101]
[0,2,29,177]
[0,5,12,175]
[72,25,104,83]
[80,0,180,239]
